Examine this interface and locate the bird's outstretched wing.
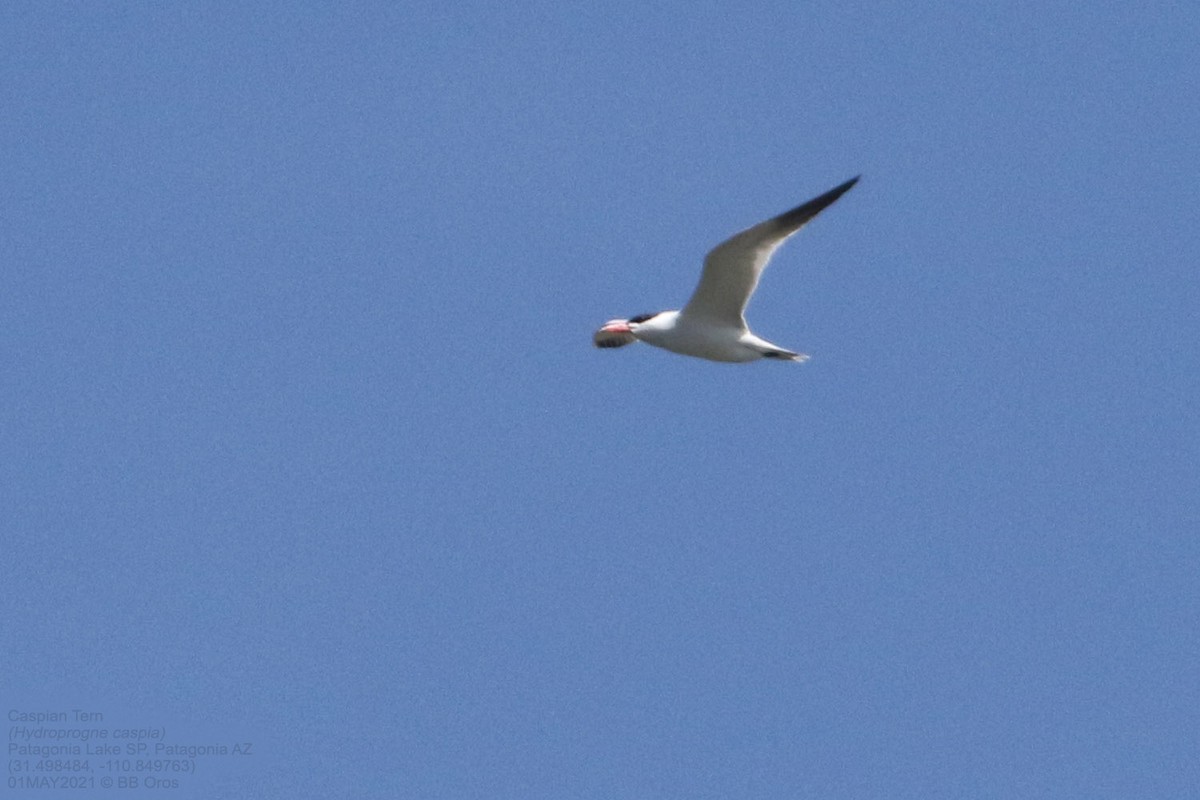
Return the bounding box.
[680,176,859,326]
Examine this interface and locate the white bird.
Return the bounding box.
[594,176,859,363]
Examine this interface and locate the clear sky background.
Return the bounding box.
[3,2,1198,798]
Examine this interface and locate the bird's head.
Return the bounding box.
[593,312,663,349]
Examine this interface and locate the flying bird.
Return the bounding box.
[593,176,859,363]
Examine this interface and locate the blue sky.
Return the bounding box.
[3,2,1198,797]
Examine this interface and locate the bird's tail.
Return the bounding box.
[761,348,810,362]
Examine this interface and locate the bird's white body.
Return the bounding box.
[625,310,804,363]
[594,176,858,363]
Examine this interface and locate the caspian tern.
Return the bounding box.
[594,176,859,363]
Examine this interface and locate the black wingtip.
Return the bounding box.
[771,174,861,232]
[833,175,861,195]
[810,174,861,210]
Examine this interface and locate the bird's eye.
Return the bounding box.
[629,313,656,324]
